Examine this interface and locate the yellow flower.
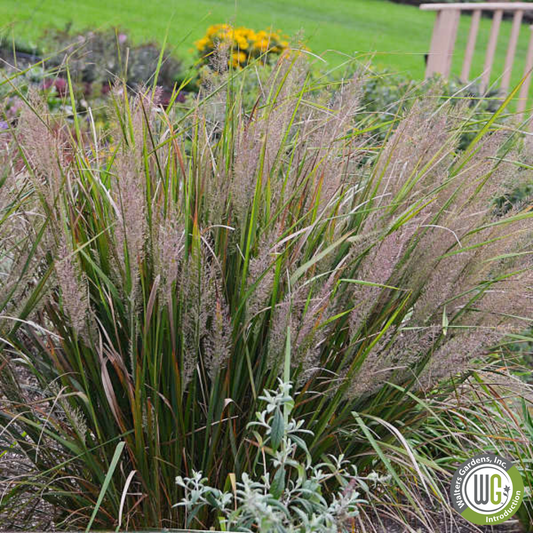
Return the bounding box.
[197,23,291,63]
[207,24,227,37]
[195,36,211,51]
[255,38,270,52]
[236,36,249,50]
[230,51,247,67]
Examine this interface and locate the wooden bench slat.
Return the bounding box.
[461,9,481,82]
[422,2,533,123]
[421,3,533,12]
[517,26,533,116]
[501,10,524,92]
[482,10,503,91]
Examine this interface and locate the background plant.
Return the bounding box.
[0,53,532,530]
[0,27,187,135]
[195,24,290,68]
[42,26,182,91]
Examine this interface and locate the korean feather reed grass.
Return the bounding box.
[0,53,532,530]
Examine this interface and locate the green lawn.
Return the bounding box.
[1,0,532,89]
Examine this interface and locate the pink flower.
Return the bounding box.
[54,78,67,97]
[42,78,68,97]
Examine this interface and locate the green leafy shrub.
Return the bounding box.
[358,70,505,148]
[43,26,182,90]
[0,30,188,139]
[0,55,532,530]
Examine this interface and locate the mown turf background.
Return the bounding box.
[1,0,532,90]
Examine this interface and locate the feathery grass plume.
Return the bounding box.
[231,118,255,194]
[198,121,229,226]
[260,52,307,181]
[296,73,365,212]
[197,42,230,129]
[475,220,533,328]
[420,329,502,387]
[180,247,203,388]
[267,291,292,370]
[0,150,48,317]
[47,382,88,443]
[245,229,279,324]
[346,328,396,400]
[153,210,185,303]
[2,54,533,531]
[349,226,413,335]
[400,134,514,313]
[179,241,232,387]
[293,272,337,377]
[111,133,147,296]
[229,108,266,223]
[55,243,90,339]
[371,95,455,216]
[204,282,232,381]
[16,92,65,211]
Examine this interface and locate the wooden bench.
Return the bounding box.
[421,2,533,115]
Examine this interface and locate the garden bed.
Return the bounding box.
[1,21,532,533]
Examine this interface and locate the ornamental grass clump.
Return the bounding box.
[0,54,532,530]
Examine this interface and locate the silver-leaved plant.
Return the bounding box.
[174,379,388,532]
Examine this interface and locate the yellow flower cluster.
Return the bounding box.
[195,24,290,67]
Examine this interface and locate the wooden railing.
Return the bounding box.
[421,3,533,115]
